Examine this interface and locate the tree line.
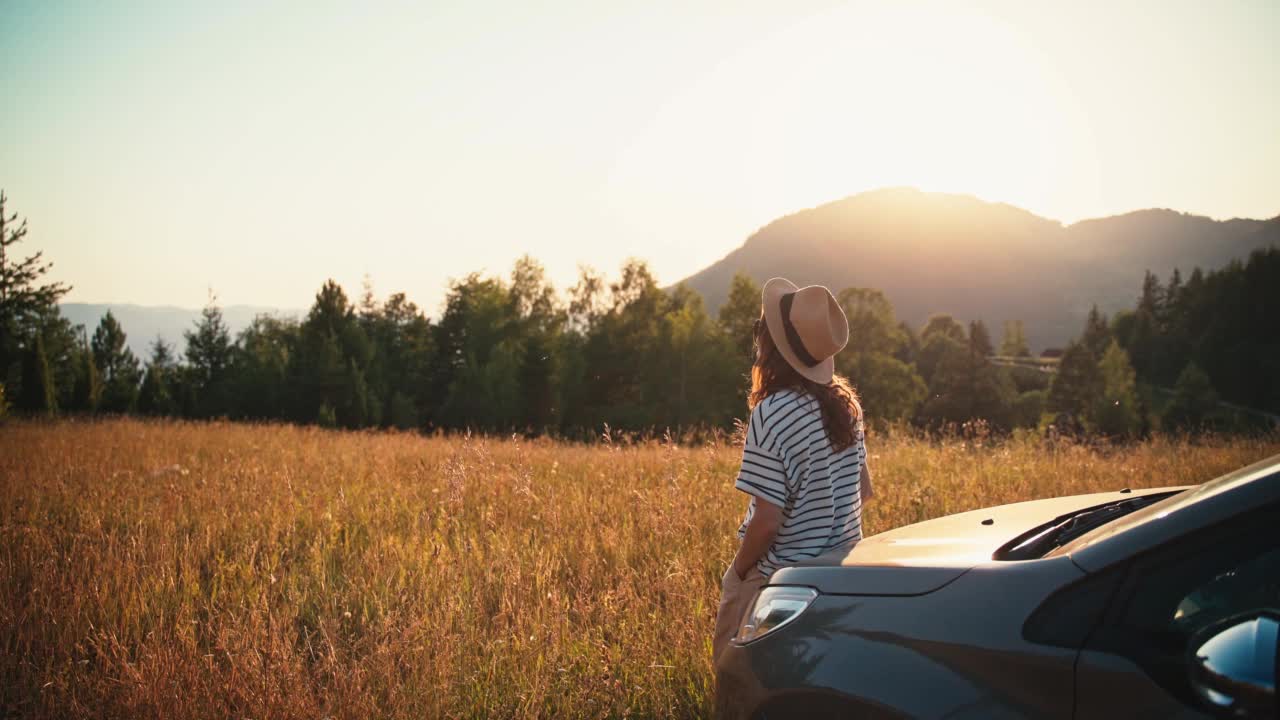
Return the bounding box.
[1047,246,1280,435]
[2,191,1275,438]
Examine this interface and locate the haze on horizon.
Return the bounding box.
[3,0,1277,313]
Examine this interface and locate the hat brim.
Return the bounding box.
[762,277,835,384]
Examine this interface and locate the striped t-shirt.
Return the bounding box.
[735,388,866,577]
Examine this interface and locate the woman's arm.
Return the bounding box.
[732,498,782,580]
[860,458,874,502]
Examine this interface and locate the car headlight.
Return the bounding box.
[734,586,819,644]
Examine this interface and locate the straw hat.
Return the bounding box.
[761,278,849,384]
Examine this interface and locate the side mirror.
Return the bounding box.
[1188,612,1278,719]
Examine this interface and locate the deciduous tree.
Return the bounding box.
[719,272,760,360]
[920,314,966,344]
[968,319,994,359]
[999,319,1030,357]
[1047,341,1102,419]
[1092,341,1142,438]
[1163,362,1219,430]
[841,288,904,357]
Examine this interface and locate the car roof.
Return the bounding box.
[1048,453,1280,572]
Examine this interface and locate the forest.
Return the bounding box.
[2,191,1277,438]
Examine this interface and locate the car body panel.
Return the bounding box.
[1075,650,1211,719]
[766,565,969,597]
[722,556,1084,719]
[771,486,1181,596]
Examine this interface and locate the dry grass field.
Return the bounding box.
[2,418,1277,719]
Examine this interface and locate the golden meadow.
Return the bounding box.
[3,418,1277,718]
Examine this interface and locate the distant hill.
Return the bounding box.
[677,188,1280,351]
[59,304,303,360]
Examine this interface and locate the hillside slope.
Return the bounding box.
[678,188,1279,351]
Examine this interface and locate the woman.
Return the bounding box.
[712,278,874,669]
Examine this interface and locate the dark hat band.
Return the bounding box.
[780,292,820,368]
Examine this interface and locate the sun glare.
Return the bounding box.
[609,1,1101,269]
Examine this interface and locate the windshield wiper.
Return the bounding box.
[997,494,1173,561]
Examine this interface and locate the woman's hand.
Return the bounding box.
[732,498,782,579]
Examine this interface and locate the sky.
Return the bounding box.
[3,0,1277,314]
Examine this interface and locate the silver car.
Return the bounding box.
[717,454,1280,719]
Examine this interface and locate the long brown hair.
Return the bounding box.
[749,315,863,452]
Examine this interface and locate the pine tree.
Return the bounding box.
[29,307,82,413]
[1126,307,1158,379]
[0,190,72,398]
[232,315,296,421]
[1081,306,1111,360]
[297,280,369,425]
[71,333,102,412]
[1138,271,1163,318]
[340,358,369,428]
[184,294,234,417]
[91,310,142,412]
[18,332,57,416]
[138,337,177,416]
[1185,267,1204,298]
[1164,268,1183,320]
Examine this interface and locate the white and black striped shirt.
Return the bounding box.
[735,388,865,577]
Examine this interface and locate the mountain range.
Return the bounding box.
[677,188,1279,351]
[60,188,1278,359]
[58,304,302,361]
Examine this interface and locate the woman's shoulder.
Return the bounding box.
[753,388,814,421]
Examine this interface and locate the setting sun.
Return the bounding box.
[610,2,1098,230]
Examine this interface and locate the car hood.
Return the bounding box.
[769,486,1186,596]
